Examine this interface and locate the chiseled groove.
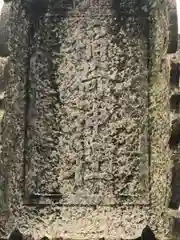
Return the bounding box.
[23,22,33,201]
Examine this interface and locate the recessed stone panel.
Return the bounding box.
[24,1,150,206]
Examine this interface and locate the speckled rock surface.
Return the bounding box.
[0,0,174,239]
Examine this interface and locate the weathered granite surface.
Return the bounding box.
[0,0,174,239]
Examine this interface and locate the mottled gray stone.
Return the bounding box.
[0,0,173,239]
[25,5,150,206]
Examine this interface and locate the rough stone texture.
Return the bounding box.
[25,1,149,206]
[147,1,176,239]
[0,0,174,239]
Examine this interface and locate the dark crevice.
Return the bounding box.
[170,62,180,88]
[170,94,180,113]
[167,6,178,54]
[133,225,156,240]
[168,118,180,210]
[8,228,23,240]
[168,159,180,210]
[169,119,180,210]
[172,218,180,237]
[169,121,180,149]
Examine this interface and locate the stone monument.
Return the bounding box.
[0,0,179,239]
